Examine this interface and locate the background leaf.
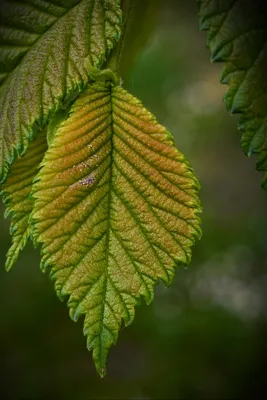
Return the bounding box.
[31,82,201,376]
[0,0,122,183]
[198,0,267,188]
[1,131,47,271]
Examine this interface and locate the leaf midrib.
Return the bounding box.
[98,85,114,371]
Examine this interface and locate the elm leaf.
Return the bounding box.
[31,82,201,376]
[0,0,122,183]
[1,131,47,271]
[198,0,267,188]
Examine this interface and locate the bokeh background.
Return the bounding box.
[1,0,267,398]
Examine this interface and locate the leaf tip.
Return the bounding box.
[90,343,108,378]
[98,367,106,379]
[5,259,13,273]
[5,244,18,271]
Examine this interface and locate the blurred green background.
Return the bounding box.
[1,1,267,399]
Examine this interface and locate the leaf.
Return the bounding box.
[0,0,78,87]
[198,0,267,188]
[1,131,47,271]
[31,81,201,376]
[0,0,122,183]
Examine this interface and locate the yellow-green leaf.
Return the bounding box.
[0,0,122,183]
[1,131,47,271]
[31,82,201,376]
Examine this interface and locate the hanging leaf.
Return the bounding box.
[1,131,47,271]
[31,81,201,376]
[0,0,122,182]
[198,0,267,188]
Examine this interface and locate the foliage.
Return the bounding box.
[1,131,47,271]
[0,0,121,182]
[198,0,267,188]
[1,0,266,378]
[0,0,201,376]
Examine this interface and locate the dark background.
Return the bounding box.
[1,0,267,398]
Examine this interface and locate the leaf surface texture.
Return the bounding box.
[0,0,122,182]
[198,0,267,188]
[32,82,201,376]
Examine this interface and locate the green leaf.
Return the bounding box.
[1,130,47,271]
[0,0,122,183]
[31,81,201,376]
[0,0,78,87]
[198,0,267,188]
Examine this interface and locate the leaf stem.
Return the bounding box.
[105,0,133,81]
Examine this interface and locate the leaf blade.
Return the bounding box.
[1,130,47,271]
[0,0,122,182]
[198,0,267,188]
[32,82,201,376]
